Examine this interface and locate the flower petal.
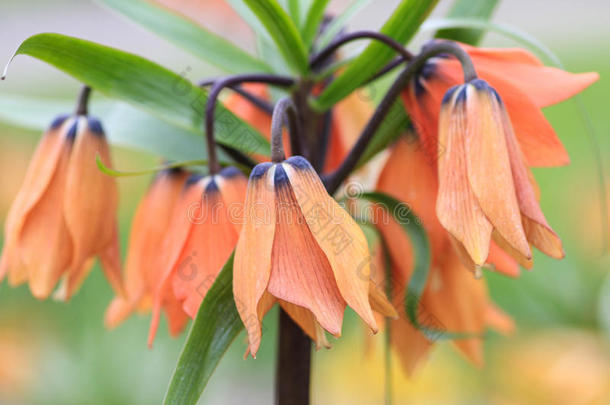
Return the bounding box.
[279,301,331,349]
[465,82,530,260]
[233,163,276,357]
[436,89,492,265]
[267,164,346,336]
[283,156,378,333]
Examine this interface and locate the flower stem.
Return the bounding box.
[276,309,311,405]
[204,74,294,174]
[323,41,477,194]
[310,30,414,71]
[270,98,300,163]
[75,85,91,116]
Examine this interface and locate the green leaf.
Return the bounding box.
[359,192,475,341]
[313,0,439,110]
[317,0,372,49]
[98,0,272,74]
[435,0,499,45]
[243,0,309,74]
[301,0,331,48]
[357,100,409,168]
[164,253,243,405]
[288,0,301,28]
[4,33,270,157]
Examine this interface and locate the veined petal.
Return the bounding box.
[268,164,346,336]
[436,87,492,265]
[283,156,378,332]
[487,241,520,278]
[173,180,239,318]
[18,143,73,299]
[233,163,276,357]
[501,109,565,259]
[105,169,189,328]
[149,175,204,346]
[465,81,530,260]
[63,117,120,294]
[368,281,398,319]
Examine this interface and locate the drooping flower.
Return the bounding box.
[105,168,189,335]
[233,156,396,357]
[402,40,598,167]
[437,79,563,266]
[148,167,247,346]
[373,135,514,374]
[0,115,123,300]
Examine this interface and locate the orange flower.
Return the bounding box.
[0,115,123,300]
[148,167,247,346]
[105,168,189,334]
[233,156,395,357]
[374,135,514,374]
[402,40,598,167]
[437,79,563,266]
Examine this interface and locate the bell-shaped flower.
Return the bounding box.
[233,156,395,357]
[105,168,189,337]
[148,167,247,346]
[0,115,122,299]
[437,79,563,266]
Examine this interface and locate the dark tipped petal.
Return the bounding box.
[185,174,204,188]
[50,114,70,130]
[87,117,105,136]
[66,120,79,141]
[441,84,461,105]
[285,155,312,171]
[219,166,241,179]
[273,163,289,187]
[204,177,219,193]
[250,162,274,180]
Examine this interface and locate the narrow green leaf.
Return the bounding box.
[288,0,301,28]
[4,33,270,156]
[313,0,439,110]
[243,0,309,74]
[95,155,209,177]
[435,0,499,45]
[317,0,372,49]
[164,253,243,405]
[98,0,271,74]
[302,0,331,48]
[356,101,409,168]
[359,192,476,340]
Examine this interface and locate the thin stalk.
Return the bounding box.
[270,98,300,163]
[310,30,414,70]
[75,85,91,116]
[323,41,477,194]
[276,309,311,405]
[205,74,294,174]
[315,109,333,170]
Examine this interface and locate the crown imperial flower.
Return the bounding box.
[233,156,395,357]
[0,114,123,299]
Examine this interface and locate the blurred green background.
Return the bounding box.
[0,0,609,404]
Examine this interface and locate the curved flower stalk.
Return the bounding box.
[233,156,396,357]
[402,40,598,167]
[374,135,514,373]
[148,167,247,346]
[0,113,123,300]
[105,168,190,335]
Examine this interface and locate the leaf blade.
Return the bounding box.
[4,33,270,156]
[243,0,309,74]
[301,0,331,48]
[163,253,244,405]
[313,0,439,110]
[435,0,500,45]
[98,0,272,74]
